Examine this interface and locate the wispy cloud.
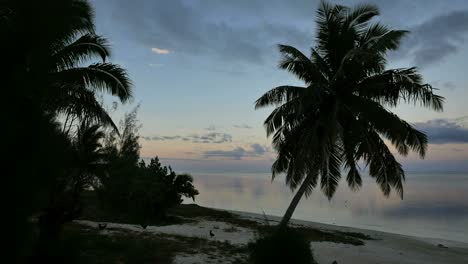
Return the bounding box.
[414,118,468,144]
[234,124,253,129]
[142,132,232,144]
[395,10,468,66]
[151,47,171,54]
[203,144,268,160]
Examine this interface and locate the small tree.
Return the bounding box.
[97,107,141,213]
[131,157,199,226]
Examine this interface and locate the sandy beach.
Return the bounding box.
[75,209,468,264]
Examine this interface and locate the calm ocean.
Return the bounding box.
[187,172,468,243]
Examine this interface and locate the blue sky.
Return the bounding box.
[90,0,468,172]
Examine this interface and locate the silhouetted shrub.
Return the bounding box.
[130,157,199,226]
[248,227,316,264]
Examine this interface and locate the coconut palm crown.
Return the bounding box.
[255,1,444,226]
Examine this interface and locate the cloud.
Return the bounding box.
[203,144,268,160]
[151,47,170,54]
[442,81,456,90]
[148,63,164,67]
[97,0,468,68]
[432,80,456,91]
[142,132,232,144]
[234,124,253,129]
[100,0,311,65]
[142,136,165,141]
[251,143,266,155]
[395,10,468,66]
[414,118,468,144]
[189,133,232,144]
[162,136,181,140]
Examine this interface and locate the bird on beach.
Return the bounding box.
[209,230,215,238]
[98,223,107,230]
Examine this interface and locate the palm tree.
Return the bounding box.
[38,121,105,235]
[2,1,132,259]
[255,1,444,227]
[73,120,106,191]
[6,0,131,133]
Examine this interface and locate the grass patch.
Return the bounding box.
[60,224,184,263]
[62,223,249,264]
[169,204,264,229]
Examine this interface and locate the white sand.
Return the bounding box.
[75,219,254,245]
[75,210,468,264]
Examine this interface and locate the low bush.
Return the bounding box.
[248,227,316,264]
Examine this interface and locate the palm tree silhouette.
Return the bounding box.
[6,0,131,134]
[255,1,444,227]
[73,120,106,191]
[2,1,132,260]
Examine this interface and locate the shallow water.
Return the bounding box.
[186,172,468,243]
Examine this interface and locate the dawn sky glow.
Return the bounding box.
[91,0,468,172]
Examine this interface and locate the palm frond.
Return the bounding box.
[357,68,445,111]
[55,87,119,134]
[278,44,327,84]
[52,33,110,70]
[255,85,306,109]
[344,3,379,29]
[348,95,427,157]
[365,131,405,198]
[363,29,408,53]
[320,142,343,199]
[342,131,362,190]
[56,62,132,103]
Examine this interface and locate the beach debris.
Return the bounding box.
[209,230,215,238]
[332,261,338,264]
[437,244,448,249]
[141,223,148,230]
[98,223,107,230]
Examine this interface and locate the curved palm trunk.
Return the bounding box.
[279,173,314,227]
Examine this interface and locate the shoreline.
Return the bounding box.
[231,209,468,248]
[231,209,468,264]
[76,205,468,263]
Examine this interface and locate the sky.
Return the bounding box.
[90,0,468,173]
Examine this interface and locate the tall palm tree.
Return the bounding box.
[255,1,444,227]
[2,1,132,260]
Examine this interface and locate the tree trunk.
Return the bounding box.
[279,174,314,227]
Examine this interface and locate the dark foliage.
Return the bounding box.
[248,227,316,264]
[130,157,199,226]
[94,108,199,226]
[1,0,132,261]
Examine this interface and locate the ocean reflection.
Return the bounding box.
[187,172,468,243]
